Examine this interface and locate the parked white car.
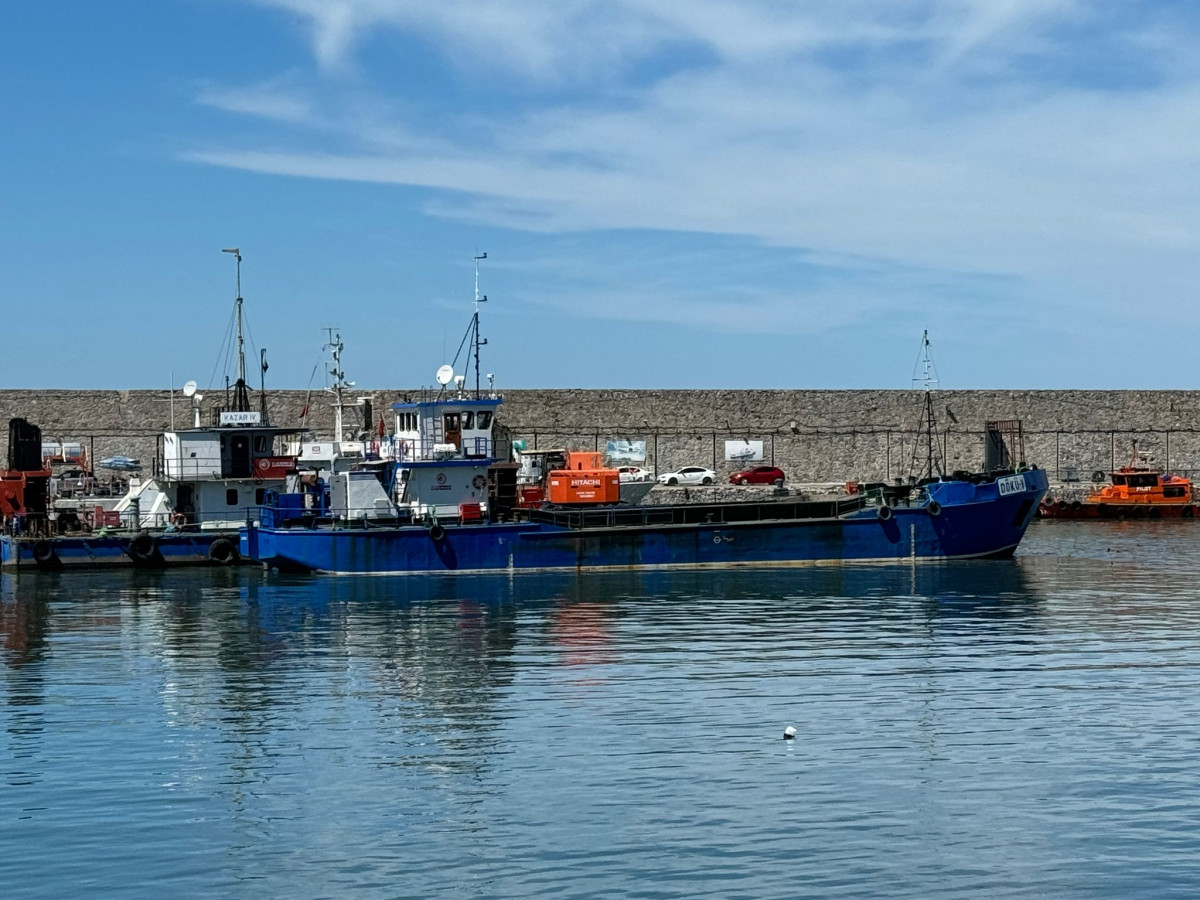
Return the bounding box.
[617,466,651,483]
[657,466,716,486]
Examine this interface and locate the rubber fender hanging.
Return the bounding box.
[32,540,56,566]
[428,523,446,542]
[926,501,942,517]
[128,532,156,561]
[1091,470,1107,483]
[1070,500,1082,511]
[208,537,237,565]
[1184,506,1195,518]
[877,505,893,522]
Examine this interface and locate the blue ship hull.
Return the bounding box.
[241,470,1048,575]
[1,531,244,570]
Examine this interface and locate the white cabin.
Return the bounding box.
[386,395,503,519]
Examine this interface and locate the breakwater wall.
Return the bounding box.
[7,389,1200,484]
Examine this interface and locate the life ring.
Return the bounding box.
[32,540,57,566]
[208,537,237,565]
[128,532,156,562]
[472,474,487,491]
[428,522,446,541]
[877,505,893,522]
[399,439,409,458]
[926,501,942,517]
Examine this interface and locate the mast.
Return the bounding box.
[223,248,251,412]
[325,328,348,441]
[909,330,945,482]
[473,252,488,398]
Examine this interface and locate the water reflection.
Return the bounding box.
[11,544,1200,897]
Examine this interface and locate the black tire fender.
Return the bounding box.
[926,501,942,517]
[128,532,156,561]
[1184,506,1195,519]
[428,523,446,542]
[208,537,237,565]
[878,505,893,522]
[33,540,56,566]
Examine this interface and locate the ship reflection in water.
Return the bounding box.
[6,523,1200,898]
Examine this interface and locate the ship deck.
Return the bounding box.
[522,496,872,530]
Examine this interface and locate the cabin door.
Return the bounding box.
[443,413,462,450]
[177,484,195,524]
[229,434,252,478]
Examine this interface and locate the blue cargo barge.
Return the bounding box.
[1,530,243,570]
[241,469,1049,575]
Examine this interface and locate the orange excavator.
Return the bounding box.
[517,450,621,507]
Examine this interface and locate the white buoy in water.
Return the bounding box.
[783,726,796,740]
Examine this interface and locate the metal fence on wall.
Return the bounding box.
[506,425,1200,484]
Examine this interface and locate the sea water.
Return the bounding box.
[4,520,1200,898]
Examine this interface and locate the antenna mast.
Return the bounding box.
[222,248,251,412]
[473,252,488,398]
[325,328,348,441]
[909,330,945,482]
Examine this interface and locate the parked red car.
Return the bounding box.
[730,465,786,486]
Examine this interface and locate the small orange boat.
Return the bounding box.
[1040,443,1198,519]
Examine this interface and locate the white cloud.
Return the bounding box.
[190,1,1200,340]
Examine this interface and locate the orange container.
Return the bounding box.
[546,469,621,505]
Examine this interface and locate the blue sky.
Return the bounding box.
[5,1,1200,390]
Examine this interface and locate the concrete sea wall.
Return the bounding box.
[7,388,1200,485]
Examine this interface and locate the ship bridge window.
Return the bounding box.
[254,435,269,453]
[463,411,475,429]
[1165,486,1187,498]
[226,488,239,506]
[478,411,492,429]
[1129,474,1158,488]
[397,412,418,432]
[1112,475,1126,485]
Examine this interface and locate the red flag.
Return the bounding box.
[377,415,385,437]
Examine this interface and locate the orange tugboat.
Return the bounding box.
[1040,442,1199,519]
